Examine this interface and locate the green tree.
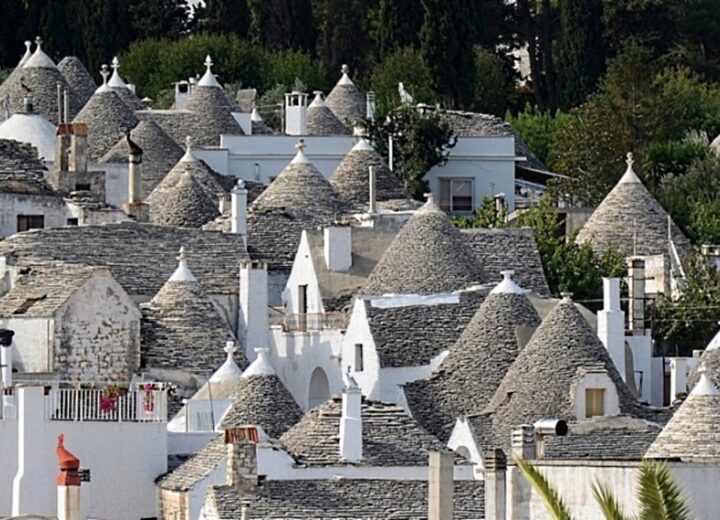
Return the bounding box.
[199,0,251,38]
[372,0,424,57]
[256,0,316,53]
[0,0,23,68]
[364,104,457,198]
[556,0,606,109]
[38,0,72,61]
[472,46,511,116]
[516,457,692,520]
[602,0,683,57]
[369,47,437,115]
[506,104,565,166]
[128,0,189,41]
[261,49,324,93]
[315,0,369,83]
[420,0,476,109]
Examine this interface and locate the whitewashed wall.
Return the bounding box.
[282,232,325,315]
[0,193,67,237]
[0,318,53,373]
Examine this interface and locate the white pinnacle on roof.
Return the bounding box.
[490,270,524,295]
[95,64,111,93]
[290,139,310,164]
[18,41,32,67]
[180,136,198,162]
[618,152,642,184]
[169,246,197,282]
[107,56,127,88]
[23,37,56,69]
[337,64,354,86]
[692,366,720,396]
[241,348,276,378]
[707,327,720,351]
[197,55,221,88]
[209,341,244,382]
[309,91,326,107]
[351,138,374,152]
[251,107,263,122]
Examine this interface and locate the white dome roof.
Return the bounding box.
[0,112,56,161]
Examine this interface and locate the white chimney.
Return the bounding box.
[628,257,646,335]
[12,387,48,516]
[368,166,377,214]
[0,329,15,418]
[238,261,268,363]
[123,139,149,222]
[597,278,626,380]
[339,370,362,462]
[366,91,376,120]
[174,80,191,110]
[231,180,248,235]
[669,358,688,401]
[428,451,454,520]
[284,91,308,136]
[324,225,352,272]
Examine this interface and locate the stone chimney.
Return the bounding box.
[366,91,376,120]
[368,166,377,214]
[627,257,646,335]
[122,135,149,222]
[511,425,535,460]
[428,451,453,520]
[284,91,308,136]
[483,449,507,520]
[0,329,15,418]
[231,180,248,235]
[339,370,362,462]
[226,437,258,494]
[56,435,82,520]
[324,225,352,272]
[597,278,625,379]
[238,261,268,363]
[68,123,88,173]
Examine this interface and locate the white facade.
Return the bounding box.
[0,192,68,237]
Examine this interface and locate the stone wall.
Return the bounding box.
[159,489,188,520]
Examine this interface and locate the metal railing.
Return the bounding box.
[269,310,348,332]
[44,383,167,422]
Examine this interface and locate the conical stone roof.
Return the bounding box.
[184,86,243,145]
[405,271,540,440]
[99,120,184,196]
[330,138,411,209]
[307,92,349,136]
[325,65,364,127]
[73,89,139,160]
[57,56,96,109]
[219,349,303,438]
[148,170,220,228]
[5,66,78,125]
[575,154,690,257]
[141,249,244,374]
[250,142,349,218]
[106,56,145,110]
[361,197,486,295]
[646,371,720,461]
[485,296,641,448]
[146,142,226,228]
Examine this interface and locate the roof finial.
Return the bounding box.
[180,135,196,162]
[224,340,237,356]
[626,152,634,169]
[177,246,187,262]
[35,36,43,49]
[341,64,349,75]
[291,139,309,164]
[24,40,31,51]
[295,139,306,153]
[560,291,573,302]
[204,54,213,72]
[112,56,119,72]
[100,64,109,85]
[169,245,197,282]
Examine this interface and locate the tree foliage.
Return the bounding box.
[364,104,457,198]
[369,47,436,116]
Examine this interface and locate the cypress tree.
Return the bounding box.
[202,0,251,38]
[258,0,316,53]
[0,0,24,68]
[316,0,369,82]
[420,0,476,109]
[374,0,424,56]
[556,0,606,109]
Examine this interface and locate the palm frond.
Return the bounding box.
[515,456,575,520]
[593,481,632,520]
[637,460,692,520]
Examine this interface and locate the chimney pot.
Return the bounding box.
[324,225,352,272]
[339,370,362,462]
[284,92,308,135]
[428,451,453,520]
[231,180,248,235]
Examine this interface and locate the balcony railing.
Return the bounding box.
[269,309,347,332]
[44,383,167,422]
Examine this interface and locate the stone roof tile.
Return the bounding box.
[73,90,139,160]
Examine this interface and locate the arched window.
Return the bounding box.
[308,367,330,409]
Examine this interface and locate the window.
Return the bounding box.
[585,388,605,418]
[66,218,79,226]
[75,183,91,191]
[17,215,44,232]
[438,178,473,212]
[354,344,364,372]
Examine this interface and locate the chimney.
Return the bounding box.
[22,93,34,113]
[219,192,230,214]
[55,124,72,173]
[627,257,646,334]
[532,419,568,460]
[12,387,47,516]
[339,370,362,462]
[0,329,15,418]
[56,435,82,520]
[284,91,308,136]
[428,451,453,520]
[226,436,258,494]
[368,166,377,214]
[68,122,88,173]
[122,135,149,222]
[597,278,626,380]
[238,261,268,363]
[174,80,191,110]
[366,91,376,120]
[324,225,352,272]
[483,449,507,520]
[511,425,535,460]
[669,357,688,401]
[231,180,248,235]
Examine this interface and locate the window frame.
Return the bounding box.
[17,214,45,233]
[438,177,474,213]
[585,388,606,418]
[354,343,364,372]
